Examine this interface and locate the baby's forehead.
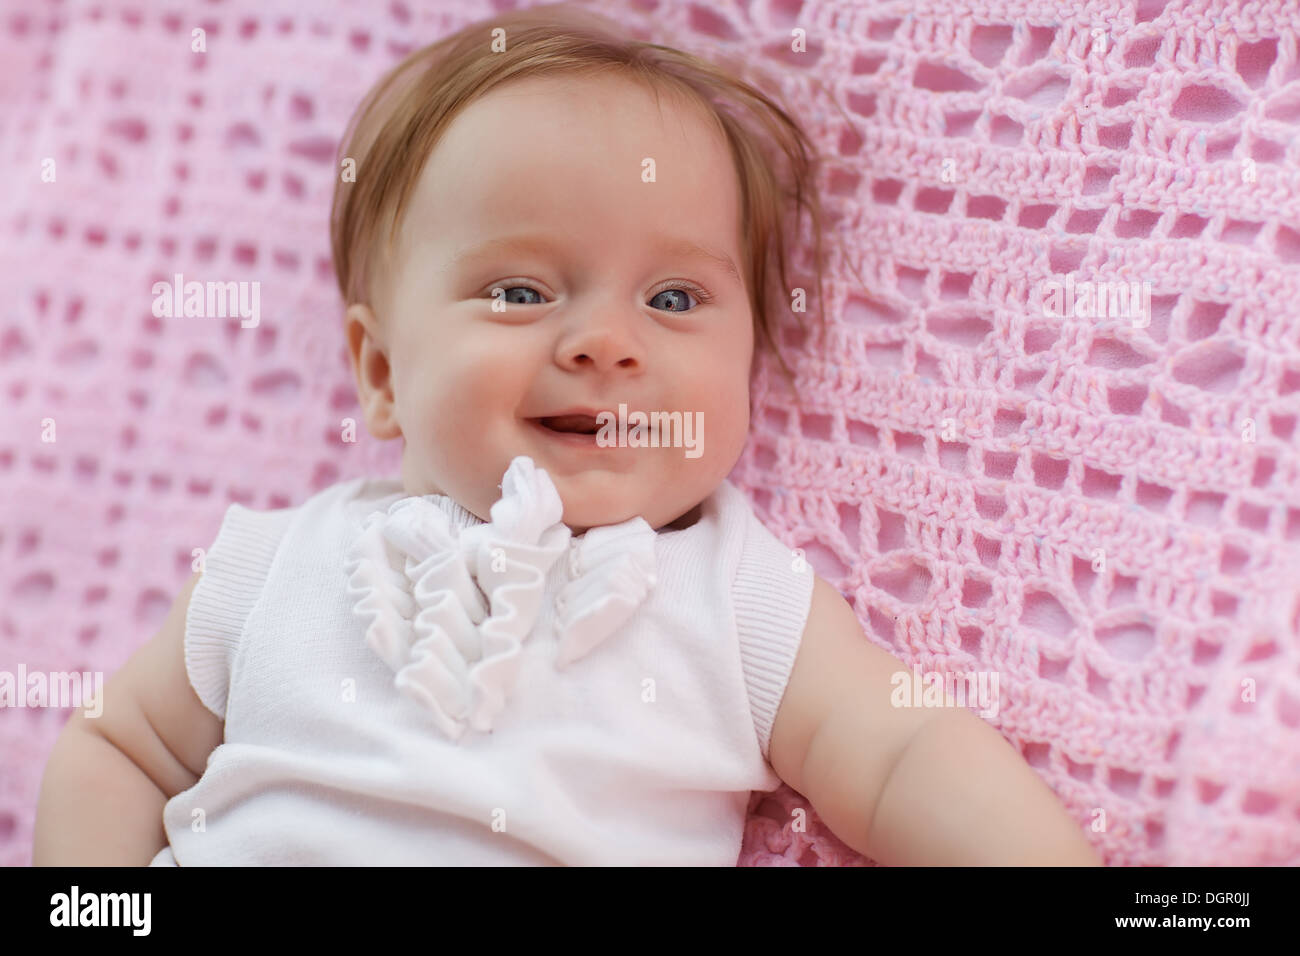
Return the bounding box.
[399,79,743,249]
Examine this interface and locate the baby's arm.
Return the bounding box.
[33,572,224,865]
[769,575,1101,865]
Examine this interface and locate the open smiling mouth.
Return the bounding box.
[535,414,601,435]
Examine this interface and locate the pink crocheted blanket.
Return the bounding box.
[2,0,1298,866]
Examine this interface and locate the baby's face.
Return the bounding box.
[348,74,755,533]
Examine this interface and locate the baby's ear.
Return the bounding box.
[344,302,401,440]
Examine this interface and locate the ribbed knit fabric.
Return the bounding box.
[3,0,1298,867]
[147,471,812,866]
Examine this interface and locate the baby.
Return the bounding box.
[34,5,1100,866]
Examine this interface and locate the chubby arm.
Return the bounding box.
[34,572,223,865]
[769,575,1100,866]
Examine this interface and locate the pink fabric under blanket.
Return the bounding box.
[3,0,1298,867]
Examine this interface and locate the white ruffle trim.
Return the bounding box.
[345,456,656,740]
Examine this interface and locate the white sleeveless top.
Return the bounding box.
[150,456,814,866]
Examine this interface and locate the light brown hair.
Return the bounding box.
[329,2,830,396]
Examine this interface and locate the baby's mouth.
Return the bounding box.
[535,415,601,435]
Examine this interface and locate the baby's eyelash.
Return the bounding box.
[488,281,715,304]
[654,281,714,304]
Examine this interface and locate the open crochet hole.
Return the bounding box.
[847,419,879,447]
[1251,138,1286,163]
[1103,85,1139,107]
[850,53,885,75]
[1275,225,1300,264]
[1004,67,1068,106]
[872,178,904,204]
[1018,204,1057,229]
[926,308,991,347]
[993,406,1025,436]
[944,109,981,137]
[871,560,931,604]
[1090,336,1153,369]
[800,412,833,441]
[1071,554,1097,602]
[969,24,1013,67]
[1017,26,1055,66]
[975,533,1002,569]
[1272,414,1297,441]
[1264,89,1300,122]
[1235,501,1270,532]
[1032,454,1068,489]
[1219,542,1249,575]
[895,265,928,300]
[974,491,1006,519]
[1065,207,1106,233]
[1242,791,1280,816]
[1251,456,1275,489]
[1108,573,1138,608]
[1115,207,1160,238]
[966,195,1006,220]
[1108,766,1143,799]
[868,342,905,369]
[1172,83,1245,122]
[1221,219,1263,245]
[983,451,1017,480]
[865,604,898,644]
[1171,343,1245,392]
[914,187,954,214]
[959,625,983,656]
[250,369,302,401]
[938,441,967,473]
[989,114,1023,145]
[843,293,905,326]
[1022,588,1075,637]
[1211,590,1238,618]
[1277,691,1300,729]
[1107,383,1148,415]
[874,507,906,552]
[1186,300,1228,339]
[1023,327,1056,354]
[868,19,900,41]
[1135,481,1173,512]
[836,502,861,552]
[801,539,848,580]
[1286,508,1300,541]
[1098,122,1133,149]
[1131,0,1172,19]
[1169,213,1208,238]
[1204,133,1238,162]
[1039,653,1070,684]
[939,272,973,299]
[961,573,992,608]
[687,5,738,41]
[182,352,228,387]
[1159,395,1191,427]
[893,431,924,461]
[915,347,943,381]
[1096,621,1154,661]
[1082,165,1118,195]
[1123,35,1162,68]
[1236,37,1278,88]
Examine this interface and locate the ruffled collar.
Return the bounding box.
[344,456,658,741]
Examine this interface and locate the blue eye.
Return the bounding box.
[498,286,544,306]
[489,283,712,311]
[649,288,696,312]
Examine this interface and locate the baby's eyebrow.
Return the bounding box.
[446,233,741,284]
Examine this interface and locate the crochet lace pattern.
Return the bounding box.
[2,0,1297,866]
